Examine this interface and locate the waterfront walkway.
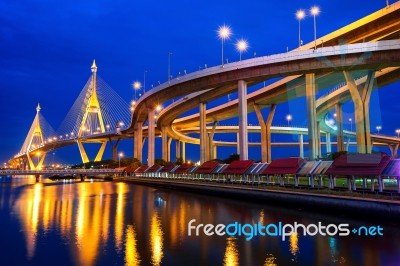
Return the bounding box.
[114,176,400,218]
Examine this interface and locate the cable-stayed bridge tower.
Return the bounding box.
[76,60,107,163]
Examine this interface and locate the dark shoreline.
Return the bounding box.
[114,177,400,219]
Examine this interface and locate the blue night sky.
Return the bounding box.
[0,1,399,165]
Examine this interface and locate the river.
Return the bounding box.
[0,176,399,265]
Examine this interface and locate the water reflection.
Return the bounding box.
[289,233,299,257]
[223,237,239,266]
[1,177,399,265]
[125,225,140,266]
[150,213,164,266]
[264,254,277,266]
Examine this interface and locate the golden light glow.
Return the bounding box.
[115,183,126,251]
[289,232,299,256]
[236,39,249,52]
[296,10,305,20]
[119,152,124,158]
[133,81,141,90]
[150,213,164,266]
[125,225,141,266]
[310,6,319,16]
[263,255,278,266]
[223,237,239,266]
[218,25,232,40]
[155,105,162,112]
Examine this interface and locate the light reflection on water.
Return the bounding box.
[1,176,400,265]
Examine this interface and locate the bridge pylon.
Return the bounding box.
[76,60,107,163]
[23,104,47,170]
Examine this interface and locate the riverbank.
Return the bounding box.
[114,176,400,219]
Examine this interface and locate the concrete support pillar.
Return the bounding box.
[167,138,172,162]
[362,178,367,189]
[343,70,374,154]
[335,103,345,151]
[182,142,186,162]
[397,178,400,193]
[378,177,383,192]
[208,121,218,160]
[299,134,304,158]
[347,177,352,191]
[236,133,240,154]
[326,132,331,153]
[213,145,217,160]
[147,108,155,166]
[254,104,276,163]
[109,138,121,161]
[306,73,318,160]
[199,102,207,164]
[161,127,168,161]
[134,123,143,162]
[388,144,399,158]
[316,121,321,158]
[238,80,249,160]
[176,140,181,160]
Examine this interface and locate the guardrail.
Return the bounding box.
[0,169,123,176]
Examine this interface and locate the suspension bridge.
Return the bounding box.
[7,2,400,170]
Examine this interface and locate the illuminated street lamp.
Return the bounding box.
[396,129,400,137]
[376,125,382,134]
[218,25,232,66]
[310,6,320,50]
[236,39,249,61]
[156,104,163,112]
[118,152,124,168]
[296,10,305,47]
[349,118,353,131]
[286,114,292,126]
[133,81,141,100]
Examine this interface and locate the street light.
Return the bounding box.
[286,114,292,126]
[296,10,305,47]
[349,118,353,131]
[218,25,232,66]
[396,129,400,137]
[236,39,249,61]
[143,69,147,92]
[168,52,172,82]
[310,6,320,50]
[156,104,163,112]
[133,81,141,100]
[376,125,382,134]
[118,152,123,168]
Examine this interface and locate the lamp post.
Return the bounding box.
[168,52,172,82]
[396,129,400,138]
[218,25,232,66]
[118,152,123,168]
[349,118,353,132]
[376,125,382,134]
[286,114,292,126]
[296,10,305,47]
[143,69,147,92]
[236,39,248,61]
[133,81,141,100]
[310,6,320,50]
